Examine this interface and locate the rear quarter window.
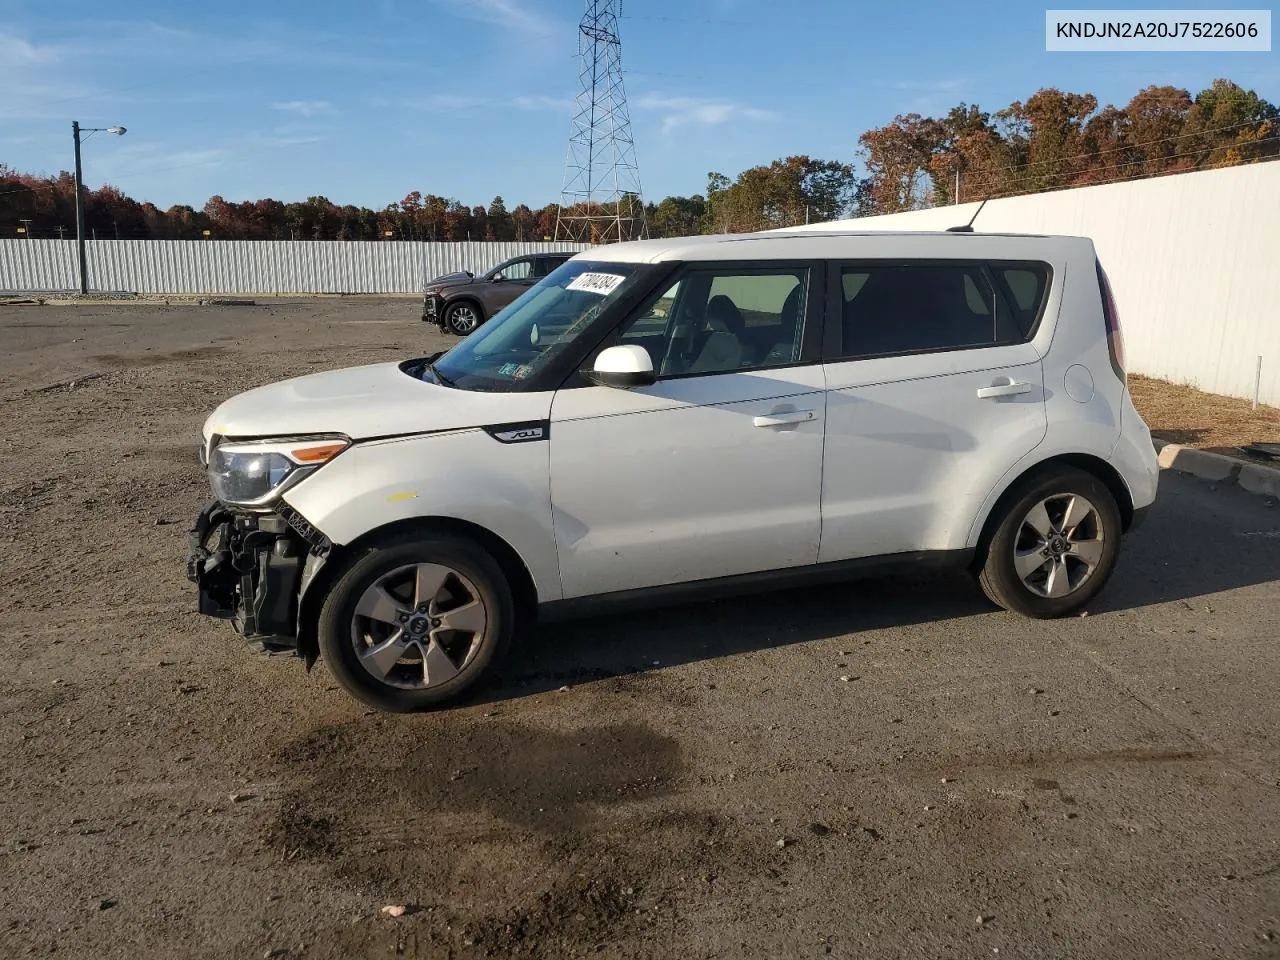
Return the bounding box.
[992,262,1052,339]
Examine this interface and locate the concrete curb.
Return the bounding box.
[1154,440,1280,500]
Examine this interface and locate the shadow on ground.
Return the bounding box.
[481,474,1280,704]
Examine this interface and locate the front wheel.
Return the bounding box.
[316,533,515,711]
[443,301,482,335]
[977,467,1122,618]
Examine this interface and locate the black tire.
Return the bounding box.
[442,301,483,336]
[316,532,515,711]
[976,466,1122,618]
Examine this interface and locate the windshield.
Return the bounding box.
[431,259,642,391]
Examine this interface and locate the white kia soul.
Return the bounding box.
[188,230,1159,712]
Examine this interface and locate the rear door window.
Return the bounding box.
[833,261,1047,360]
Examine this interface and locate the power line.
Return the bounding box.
[965,137,1279,201]
[943,114,1276,182]
[984,149,1279,202]
[958,125,1277,196]
[620,15,752,25]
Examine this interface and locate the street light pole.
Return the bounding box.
[72,121,88,294]
[71,121,126,295]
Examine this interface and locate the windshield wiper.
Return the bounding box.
[426,360,454,387]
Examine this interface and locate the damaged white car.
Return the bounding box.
[188,229,1158,712]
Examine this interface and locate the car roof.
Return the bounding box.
[581,230,1093,264]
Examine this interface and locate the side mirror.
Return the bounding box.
[587,344,656,389]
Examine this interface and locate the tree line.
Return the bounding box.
[1,78,1274,243]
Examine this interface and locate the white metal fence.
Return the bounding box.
[0,240,592,295]
[787,162,1280,407]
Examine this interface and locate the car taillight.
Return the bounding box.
[1096,260,1126,383]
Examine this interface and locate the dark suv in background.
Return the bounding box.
[422,252,574,335]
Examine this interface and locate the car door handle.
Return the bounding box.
[976,380,1033,399]
[753,409,815,427]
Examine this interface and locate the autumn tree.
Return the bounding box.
[857,114,944,212]
[651,195,706,237]
[485,196,512,240]
[994,89,1099,194]
[509,203,533,241]
[926,104,1015,204]
[704,156,859,232]
[1183,79,1280,168]
[1123,85,1193,175]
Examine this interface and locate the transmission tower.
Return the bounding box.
[555,0,647,244]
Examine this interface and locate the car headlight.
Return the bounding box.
[207,436,349,508]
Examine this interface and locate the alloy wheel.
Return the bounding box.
[349,563,487,690]
[1012,493,1106,599]
[447,305,479,334]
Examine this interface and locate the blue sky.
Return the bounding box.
[1,0,1276,211]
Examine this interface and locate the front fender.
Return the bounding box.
[442,294,485,320]
[281,429,563,602]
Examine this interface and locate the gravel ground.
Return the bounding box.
[1,299,1278,960]
[1129,374,1280,464]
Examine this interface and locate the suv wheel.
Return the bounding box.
[443,302,482,335]
[316,532,515,711]
[977,466,1122,618]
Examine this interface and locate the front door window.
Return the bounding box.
[492,259,533,282]
[609,267,810,377]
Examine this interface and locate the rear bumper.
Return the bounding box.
[186,500,319,652]
[1112,395,1160,522]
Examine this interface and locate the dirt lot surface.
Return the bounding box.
[2,299,1279,960]
[1130,374,1280,464]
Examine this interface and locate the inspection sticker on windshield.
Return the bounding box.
[566,272,626,296]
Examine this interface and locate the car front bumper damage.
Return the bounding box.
[186,500,331,658]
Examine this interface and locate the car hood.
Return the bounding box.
[201,361,549,443]
[425,271,475,290]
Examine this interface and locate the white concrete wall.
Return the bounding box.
[786,163,1280,406]
[0,240,591,296]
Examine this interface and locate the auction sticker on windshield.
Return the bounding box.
[566,272,627,296]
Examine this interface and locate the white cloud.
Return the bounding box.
[404,93,482,113]
[271,100,335,117]
[433,0,556,37]
[374,91,573,116]
[512,94,574,112]
[0,30,59,66]
[94,147,232,184]
[878,79,964,92]
[636,93,778,131]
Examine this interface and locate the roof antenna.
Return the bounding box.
[946,197,988,233]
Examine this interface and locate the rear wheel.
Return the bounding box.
[443,301,482,335]
[977,467,1122,618]
[317,532,515,711]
